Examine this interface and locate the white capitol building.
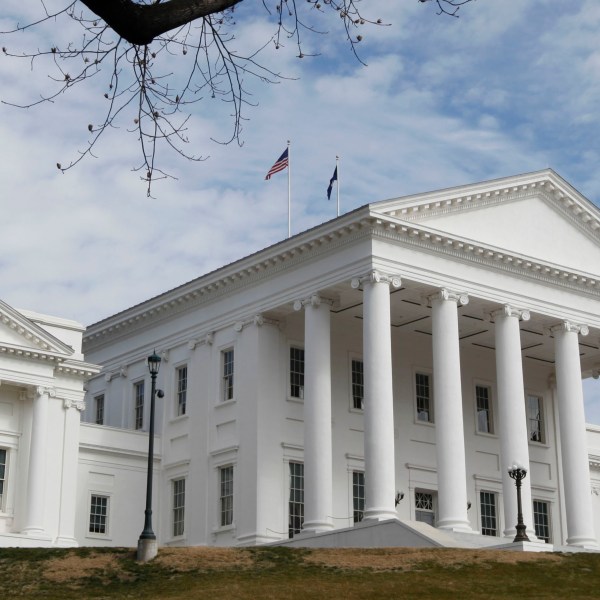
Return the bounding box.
[1,169,599,551]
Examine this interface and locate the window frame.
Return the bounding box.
[94,394,105,425]
[533,499,552,543]
[414,371,434,424]
[88,493,110,537]
[352,470,365,523]
[526,394,545,444]
[288,461,304,538]
[219,465,234,528]
[289,345,305,401]
[175,364,188,417]
[414,489,436,526]
[0,448,7,512]
[133,380,145,430]
[172,478,186,538]
[350,356,364,411]
[475,383,494,435]
[221,348,235,403]
[479,490,498,537]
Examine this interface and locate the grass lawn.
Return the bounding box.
[0,546,599,599]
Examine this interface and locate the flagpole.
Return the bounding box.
[287,140,291,239]
[336,155,340,217]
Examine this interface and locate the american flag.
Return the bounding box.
[265,148,289,180]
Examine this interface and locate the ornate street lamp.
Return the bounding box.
[508,463,530,543]
[137,351,162,562]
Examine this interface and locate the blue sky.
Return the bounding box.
[2,0,600,422]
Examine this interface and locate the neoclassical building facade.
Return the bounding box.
[2,169,600,550]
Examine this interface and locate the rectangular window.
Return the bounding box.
[476,385,493,434]
[290,347,305,399]
[415,490,436,526]
[351,359,364,410]
[289,462,304,538]
[134,381,145,430]
[480,491,498,536]
[222,349,234,402]
[89,494,109,534]
[352,471,365,523]
[527,395,545,443]
[415,373,433,423]
[533,500,551,543]
[95,394,104,425]
[176,365,188,416]
[0,449,6,510]
[220,466,233,527]
[173,478,185,537]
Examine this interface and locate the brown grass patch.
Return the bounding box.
[154,546,254,572]
[43,551,129,583]
[303,547,564,571]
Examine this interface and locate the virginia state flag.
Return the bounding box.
[327,166,338,200]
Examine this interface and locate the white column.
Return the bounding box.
[352,270,400,521]
[493,305,536,539]
[56,398,86,546]
[23,386,53,535]
[429,289,472,532]
[553,321,598,548]
[294,294,333,532]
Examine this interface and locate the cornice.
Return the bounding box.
[0,343,66,363]
[369,216,600,297]
[375,171,600,245]
[84,219,373,350]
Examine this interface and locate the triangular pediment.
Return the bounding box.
[371,170,600,275]
[0,299,73,357]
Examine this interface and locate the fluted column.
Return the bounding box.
[294,294,334,532]
[23,386,53,535]
[493,305,536,539]
[351,270,400,521]
[429,289,472,532]
[553,321,598,548]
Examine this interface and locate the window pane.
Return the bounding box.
[220,466,233,526]
[289,462,304,537]
[527,395,544,443]
[173,478,185,537]
[0,449,6,507]
[533,500,551,543]
[89,495,108,534]
[177,366,187,416]
[476,385,492,433]
[480,491,497,536]
[222,350,234,402]
[351,360,364,410]
[290,347,305,399]
[415,491,435,526]
[353,471,365,523]
[134,382,144,430]
[95,395,104,425]
[416,373,432,422]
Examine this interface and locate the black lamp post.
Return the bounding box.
[137,351,162,562]
[508,463,530,543]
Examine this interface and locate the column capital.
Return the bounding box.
[35,386,56,398]
[233,314,279,332]
[428,288,469,306]
[549,321,589,336]
[293,294,334,311]
[351,270,401,290]
[63,398,86,412]
[489,304,530,322]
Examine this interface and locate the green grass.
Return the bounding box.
[0,546,599,599]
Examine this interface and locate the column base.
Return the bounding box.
[301,520,334,534]
[137,538,158,562]
[566,534,599,549]
[364,507,398,522]
[437,519,473,533]
[55,536,79,548]
[22,527,49,538]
